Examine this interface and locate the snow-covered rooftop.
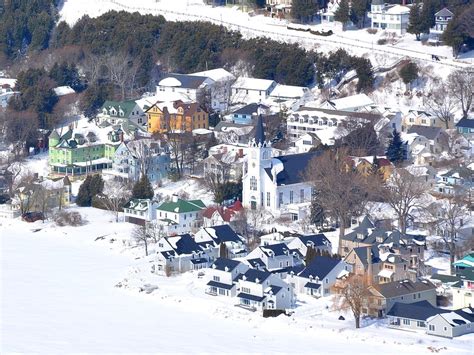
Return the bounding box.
[54,86,76,96]
[190,68,235,82]
[232,77,275,91]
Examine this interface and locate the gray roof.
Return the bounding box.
[162,73,209,89]
[435,8,453,17]
[456,118,474,129]
[374,279,435,298]
[264,151,322,186]
[407,125,442,140]
[387,301,449,321]
[212,257,242,272]
[371,0,384,5]
[233,103,268,116]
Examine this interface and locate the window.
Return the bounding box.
[219,288,226,295]
[403,319,410,325]
[213,276,220,282]
[417,321,425,328]
[242,287,251,294]
[250,176,257,191]
[290,191,294,204]
[300,189,304,203]
[429,325,435,331]
[279,192,283,207]
[266,192,270,207]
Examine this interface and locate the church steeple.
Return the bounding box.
[251,114,268,147]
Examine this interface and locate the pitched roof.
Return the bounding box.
[456,118,474,129]
[297,234,331,248]
[241,268,272,283]
[157,198,205,213]
[159,73,209,89]
[298,256,342,280]
[266,151,322,186]
[233,103,268,116]
[260,243,291,257]
[204,225,243,244]
[407,125,442,140]
[166,234,203,255]
[435,7,453,17]
[387,301,448,321]
[374,279,435,298]
[211,257,242,272]
[353,245,381,266]
[101,100,137,118]
[232,77,275,91]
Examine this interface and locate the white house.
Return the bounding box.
[244,243,304,273]
[0,201,21,219]
[287,234,332,257]
[292,133,322,153]
[426,308,474,338]
[96,100,146,128]
[123,199,159,225]
[231,77,277,104]
[319,94,374,112]
[368,1,411,35]
[190,68,236,112]
[194,225,248,259]
[156,73,214,102]
[154,234,214,275]
[452,277,474,309]
[156,195,206,235]
[287,256,351,297]
[242,115,318,220]
[205,258,249,297]
[431,8,454,40]
[235,268,295,311]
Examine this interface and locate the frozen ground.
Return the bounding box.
[1,207,473,353]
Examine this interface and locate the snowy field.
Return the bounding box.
[2,208,473,353]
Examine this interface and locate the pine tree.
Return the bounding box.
[350,0,369,29]
[407,1,429,40]
[398,61,419,87]
[132,174,154,200]
[76,174,103,207]
[291,0,319,24]
[386,129,404,164]
[305,247,317,265]
[334,0,351,29]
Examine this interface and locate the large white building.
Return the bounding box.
[368,1,411,35]
[242,115,318,220]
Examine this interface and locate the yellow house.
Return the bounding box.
[402,109,453,131]
[146,100,209,134]
[346,156,393,182]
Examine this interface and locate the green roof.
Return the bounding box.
[157,199,206,213]
[453,253,474,268]
[101,100,137,118]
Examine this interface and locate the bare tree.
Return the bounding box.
[426,87,457,129]
[81,52,106,84]
[1,153,24,197]
[127,139,154,179]
[102,179,132,222]
[132,224,153,257]
[305,149,371,253]
[332,274,369,329]
[447,69,474,119]
[204,161,231,203]
[14,173,38,215]
[427,197,468,274]
[379,168,429,234]
[103,52,135,100]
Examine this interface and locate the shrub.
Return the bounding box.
[54,210,85,226]
[367,28,378,34]
[377,39,387,45]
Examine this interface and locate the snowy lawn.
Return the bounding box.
[2,207,473,353]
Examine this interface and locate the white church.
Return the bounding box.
[242,115,321,221]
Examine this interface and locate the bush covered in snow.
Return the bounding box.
[54,210,85,227]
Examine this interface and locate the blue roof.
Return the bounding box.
[265,285,282,295]
[207,280,234,290]
[162,73,208,89]
[298,256,341,280]
[206,225,243,244]
[261,243,290,257]
[387,301,449,321]
[171,234,203,255]
[237,292,265,302]
[242,268,271,283]
[298,234,331,248]
[247,258,266,268]
[456,118,474,129]
[304,282,321,290]
[265,151,322,186]
[190,258,208,264]
[212,257,241,272]
[233,103,265,116]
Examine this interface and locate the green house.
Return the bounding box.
[48,127,122,177]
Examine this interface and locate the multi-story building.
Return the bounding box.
[146,100,209,134]
[48,126,123,177]
[431,8,454,40]
[155,195,206,235]
[368,1,411,35]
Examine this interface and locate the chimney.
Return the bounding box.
[239,149,243,158]
[172,194,179,203]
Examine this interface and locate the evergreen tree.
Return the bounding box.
[355,58,374,93]
[305,247,317,265]
[407,1,429,40]
[350,0,369,29]
[398,61,419,87]
[334,0,351,29]
[132,175,154,200]
[291,0,319,24]
[76,174,104,207]
[386,129,405,164]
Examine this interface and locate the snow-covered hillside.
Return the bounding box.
[1,208,473,353]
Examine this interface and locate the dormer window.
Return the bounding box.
[357,233,364,240]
